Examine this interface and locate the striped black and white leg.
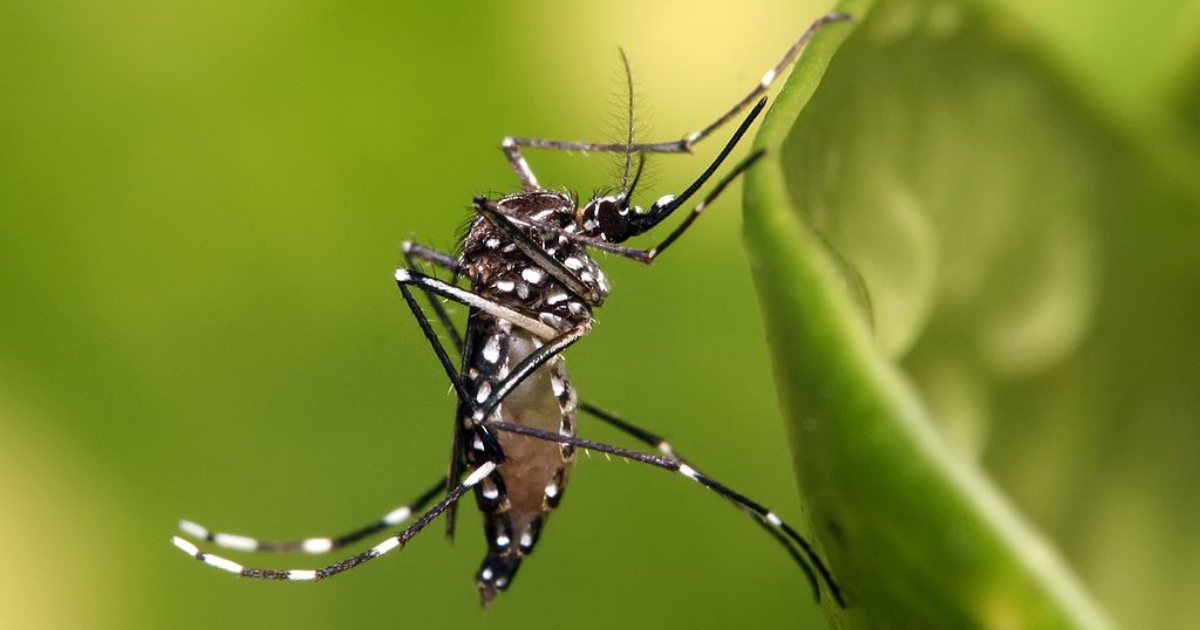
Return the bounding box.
[402,241,467,352]
[176,479,444,555]
[498,12,852,188]
[488,421,844,607]
[172,462,496,581]
[579,402,831,602]
[394,268,557,341]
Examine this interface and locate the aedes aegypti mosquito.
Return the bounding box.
[173,12,851,609]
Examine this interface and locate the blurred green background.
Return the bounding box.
[0,1,1195,629]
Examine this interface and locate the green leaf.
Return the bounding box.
[742,0,1200,626]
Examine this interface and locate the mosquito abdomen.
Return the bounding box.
[465,319,578,605]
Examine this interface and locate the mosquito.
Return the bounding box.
[173,12,851,609]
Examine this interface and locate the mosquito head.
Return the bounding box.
[576,152,652,244]
[576,195,639,243]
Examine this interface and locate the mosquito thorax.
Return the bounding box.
[462,190,611,316]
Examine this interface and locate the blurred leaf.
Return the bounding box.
[744,0,1200,626]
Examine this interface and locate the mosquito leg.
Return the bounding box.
[395,273,505,538]
[396,280,475,409]
[667,12,851,151]
[396,243,474,529]
[580,402,678,458]
[171,462,498,581]
[487,421,844,607]
[402,241,464,274]
[395,268,557,340]
[502,137,543,191]
[578,402,824,601]
[177,478,446,555]
[498,13,852,182]
[401,241,467,353]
